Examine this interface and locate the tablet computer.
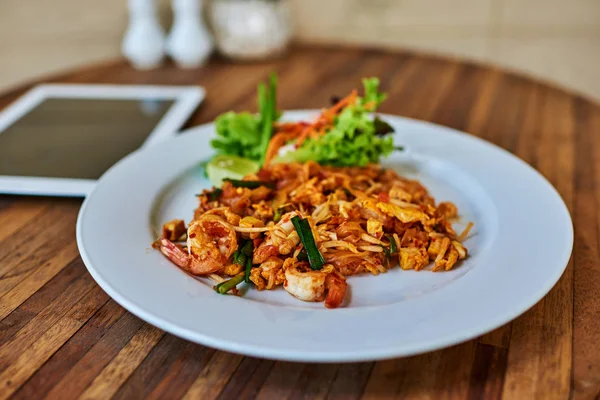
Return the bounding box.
[0,84,204,197]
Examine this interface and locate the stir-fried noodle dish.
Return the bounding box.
[153,75,473,309]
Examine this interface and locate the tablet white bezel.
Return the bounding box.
[0,83,205,197]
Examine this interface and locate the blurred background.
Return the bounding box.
[1,0,599,100]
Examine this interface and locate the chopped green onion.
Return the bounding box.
[342,188,353,198]
[291,215,324,270]
[240,240,254,258]
[258,73,277,167]
[209,188,223,201]
[273,208,282,223]
[297,249,309,262]
[233,250,247,266]
[223,179,275,189]
[215,274,244,294]
[244,257,253,283]
[381,245,391,261]
[386,233,398,254]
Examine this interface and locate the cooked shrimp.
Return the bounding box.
[283,263,347,308]
[249,257,285,290]
[254,211,300,263]
[159,214,238,275]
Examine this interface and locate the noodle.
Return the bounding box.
[155,162,472,308]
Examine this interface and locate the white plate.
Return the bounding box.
[76,111,573,363]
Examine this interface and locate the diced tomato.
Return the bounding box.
[378,192,390,203]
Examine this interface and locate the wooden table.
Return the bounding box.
[0,45,597,400]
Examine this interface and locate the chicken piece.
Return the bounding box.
[367,218,383,239]
[401,228,430,248]
[437,202,458,219]
[239,216,265,239]
[377,202,429,224]
[427,235,449,260]
[452,240,468,259]
[249,257,285,290]
[161,219,187,241]
[435,218,457,237]
[250,186,272,202]
[433,246,459,271]
[220,182,252,215]
[222,263,243,276]
[399,247,429,271]
[359,198,387,222]
[249,268,266,291]
[389,185,412,202]
[204,207,241,225]
[289,177,326,206]
[251,202,274,222]
[253,211,300,263]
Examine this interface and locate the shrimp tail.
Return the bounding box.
[324,274,347,309]
[157,238,190,268]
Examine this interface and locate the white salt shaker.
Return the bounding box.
[122,0,166,69]
[166,0,213,68]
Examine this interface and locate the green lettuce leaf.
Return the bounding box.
[274,77,396,167]
[210,74,279,164]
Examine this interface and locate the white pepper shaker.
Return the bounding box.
[122,0,166,69]
[166,0,213,68]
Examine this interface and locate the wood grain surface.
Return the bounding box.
[0,45,597,399]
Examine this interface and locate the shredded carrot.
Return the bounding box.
[363,101,375,111]
[263,131,298,166]
[322,90,357,122]
[265,88,360,161]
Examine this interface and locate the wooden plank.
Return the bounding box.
[12,300,126,399]
[0,201,48,243]
[0,203,78,280]
[465,69,502,136]
[502,87,574,399]
[389,59,458,121]
[467,344,508,400]
[478,76,532,348]
[327,362,374,400]
[78,324,164,400]
[479,323,512,349]
[362,340,478,400]
[537,90,575,399]
[0,284,108,399]
[0,267,96,370]
[182,351,244,400]
[0,241,79,319]
[111,334,188,399]
[498,84,545,399]
[288,364,340,400]
[44,312,145,399]
[432,63,489,133]
[217,357,275,400]
[141,341,215,400]
[572,99,600,398]
[0,259,86,345]
[360,359,406,399]
[255,362,305,400]
[278,50,373,111]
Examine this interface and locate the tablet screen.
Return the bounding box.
[0,97,175,180]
